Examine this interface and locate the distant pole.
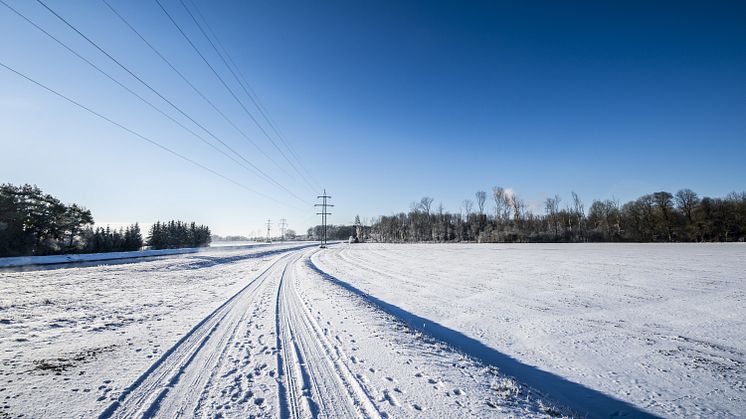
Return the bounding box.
[315,189,333,247]
[266,219,272,243]
[279,218,287,241]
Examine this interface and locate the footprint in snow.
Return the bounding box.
[382,389,400,406]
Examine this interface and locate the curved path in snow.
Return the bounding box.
[96,245,638,418]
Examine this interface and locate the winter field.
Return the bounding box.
[316,243,746,418]
[0,243,743,418]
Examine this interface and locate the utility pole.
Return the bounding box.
[279,218,287,241]
[266,219,272,243]
[315,189,333,248]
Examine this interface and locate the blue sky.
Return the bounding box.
[1,0,744,236]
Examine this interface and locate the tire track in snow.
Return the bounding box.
[275,252,382,419]
[275,262,313,419]
[99,252,295,418]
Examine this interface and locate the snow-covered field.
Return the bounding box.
[0,242,569,418]
[315,243,746,418]
[210,240,261,247]
[0,241,301,268]
[0,242,313,417]
[0,247,205,268]
[2,242,742,418]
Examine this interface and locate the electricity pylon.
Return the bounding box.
[315,189,333,248]
[279,218,287,241]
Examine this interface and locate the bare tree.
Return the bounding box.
[545,194,561,240]
[510,194,526,241]
[653,191,675,241]
[475,191,486,214]
[589,198,621,241]
[367,188,745,244]
[461,199,474,218]
[571,192,584,216]
[418,197,434,215]
[675,189,699,223]
[571,191,585,241]
[492,187,513,222]
[511,195,525,222]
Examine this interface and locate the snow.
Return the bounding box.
[210,240,261,247]
[0,243,314,416]
[314,243,746,418]
[3,242,740,418]
[0,242,300,268]
[0,243,569,418]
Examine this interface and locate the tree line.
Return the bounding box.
[148,221,211,249]
[0,183,210,257]
[306,224,356,241]
[369,188,746,243]
[85,224,144,253]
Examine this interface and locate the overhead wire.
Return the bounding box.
[101,0,313,199]
[155,0,318,194]
[0,0,287,202]
[185,0,323,192]
[0,60,302,209]
[178,0,320,193]
[32,0,312,205]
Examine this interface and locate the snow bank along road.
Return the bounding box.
[0,241,296,270]
[316,243,746,418]
[1,243,573,418]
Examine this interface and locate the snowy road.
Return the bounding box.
[1,244,569,418]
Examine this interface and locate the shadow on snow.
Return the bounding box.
[306,257,660,419]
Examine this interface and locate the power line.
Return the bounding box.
[315,189,333,247]
[176,0,317,194]
[186,0,322,192]
[0,0,285,202]
[33,0,311,205]
[156,0,317,195]
[265,218,272,243]
[179,0,322,193]
[101,0,311,198]
[0,60,299,209]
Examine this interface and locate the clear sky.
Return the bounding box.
[1,0,744,236]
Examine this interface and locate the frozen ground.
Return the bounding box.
[0,243,570,418]
[315,243,746,418]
